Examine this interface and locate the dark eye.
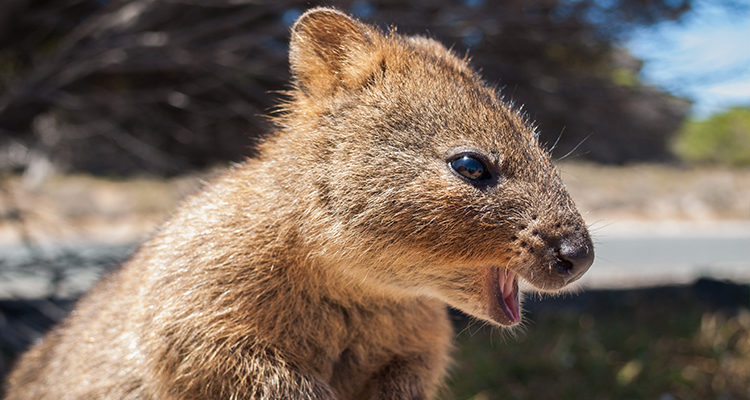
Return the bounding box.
[449,154,492,182]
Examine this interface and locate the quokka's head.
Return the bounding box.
[282,8,594,326]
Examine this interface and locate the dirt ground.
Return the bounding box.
[558,163,750,222]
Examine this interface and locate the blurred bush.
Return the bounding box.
[673,107,750,166]
[0,0,712,175]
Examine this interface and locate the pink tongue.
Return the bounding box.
[500,270,520,323]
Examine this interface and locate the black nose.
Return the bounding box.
[553,239,594,283]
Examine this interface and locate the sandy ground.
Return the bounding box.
[558,162,750,222]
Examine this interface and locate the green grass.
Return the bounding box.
[442,282,750,400]
[673,107,750,166]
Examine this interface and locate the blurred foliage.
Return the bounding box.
[673,107,750,166]
[443,280,750,400]
[0,0,732,175]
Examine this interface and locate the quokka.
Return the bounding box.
[5,8,594,400]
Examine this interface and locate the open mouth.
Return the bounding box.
[489,266,520,325]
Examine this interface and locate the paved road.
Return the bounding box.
[1,221,749,299]
[579,221,750,288]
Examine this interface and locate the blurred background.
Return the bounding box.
[1,0,749,398]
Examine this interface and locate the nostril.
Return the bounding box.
[554,240,594,281]
[553,257,574,275]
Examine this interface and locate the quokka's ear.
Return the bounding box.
[290,8,377,96]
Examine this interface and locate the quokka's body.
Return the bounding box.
[5,8,593,400]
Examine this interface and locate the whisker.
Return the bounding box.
[557,133,592,161]
[548,126,565,155]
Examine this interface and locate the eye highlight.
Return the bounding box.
[449,153,492,183]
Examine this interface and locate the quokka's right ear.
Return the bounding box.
[290,8,377,97]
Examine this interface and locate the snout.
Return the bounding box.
[511,221,594,291]
[482,227,594,326]
[551,236,594,284]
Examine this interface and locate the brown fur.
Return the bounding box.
[4,8,593,399]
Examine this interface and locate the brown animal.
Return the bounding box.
[4,8,594,400]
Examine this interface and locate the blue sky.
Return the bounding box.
[626,1,750,118]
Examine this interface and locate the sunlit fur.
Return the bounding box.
[5,8,592,399]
